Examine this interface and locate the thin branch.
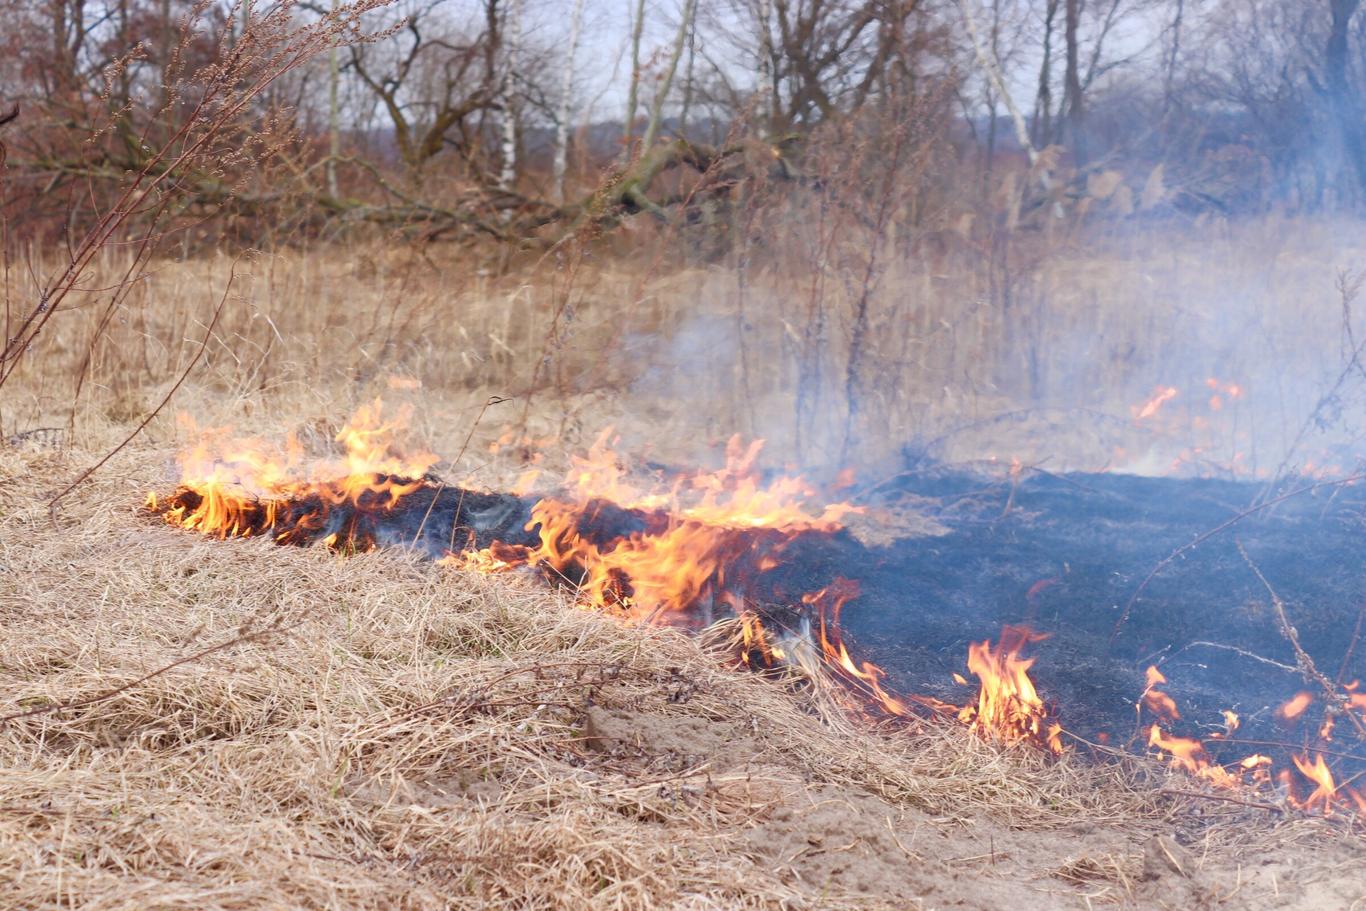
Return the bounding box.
[0,619,296,725]
[46,255,240,516]
[1110,472,1366,644]
[1237,539,1366,740]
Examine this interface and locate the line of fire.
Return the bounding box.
[145,396,1366,817]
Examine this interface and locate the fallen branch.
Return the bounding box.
[1174,641,1298,674]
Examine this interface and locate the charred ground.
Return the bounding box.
[152,459,1366,783]
[828,468,1366,768]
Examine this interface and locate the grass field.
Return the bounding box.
[3,435,1364,909]
[6,214,1365,476]
[2,215,1365,908]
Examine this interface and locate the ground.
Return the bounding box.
[2,436,1363,910]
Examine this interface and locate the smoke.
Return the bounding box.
[608,225,1366,482]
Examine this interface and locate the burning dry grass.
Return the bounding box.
[3,440,1364,909]
[4,213,1366,906]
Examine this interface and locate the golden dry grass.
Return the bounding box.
[2,432,1363,910]
[6,214,1366,476]
[3,217,1366,908]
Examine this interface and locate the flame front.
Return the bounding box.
[1141,666,1364,814]
[148,405,1365,815]
[148,399,437,549]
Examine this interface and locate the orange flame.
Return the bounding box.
[1141,665,1181,721]
[1132,386,1178,420]
[149,407,1366,815]
[1286,754,1356,814]
[957,626,1062,753]
[1142,669,1363,812]
[1277,692,1313,722]
[148,400,435,548]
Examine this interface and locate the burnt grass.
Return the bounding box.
[158,466,1366,775]
[381,466,1366,773]
[798,469,1366,771]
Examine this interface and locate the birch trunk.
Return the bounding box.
[553,0,587,202]
[326,0,340,198]
[499,0,524,192]
[622,0,647,160]
[956,0,1037,166]
[756,0,775,129]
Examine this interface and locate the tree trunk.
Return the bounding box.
[641,0,697,152]
[1326,0,1366,204]
[756,0,776,131]
[1032,0,1057,147]
[957,0,1038,166]
[326,0,341,199]
[499,0,523,192]
[1163,0,1184,115]
[622,0,647,160]
[553,0,587,202]
[679,7,697,137]
[1062,0,1085,164]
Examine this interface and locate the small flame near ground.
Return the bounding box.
[1141,667,1365,813]
[147,400,1363,814]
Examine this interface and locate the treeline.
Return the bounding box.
[2,0,1366,252]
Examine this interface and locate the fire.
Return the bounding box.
[805,579,960,721]
[1277,692,1313,722]
[1140,667,1365,813]
[148,406,1053,755]
[1132,386,1178,420]
[957,625,1062,753]
[147,403,1365,815]
[1281,753,1366,815]
[147,400,436,548]
[1205,376,1243,411]
[452,432,856,624]
[1141,665,1180,721]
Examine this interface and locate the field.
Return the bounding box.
[3,215,1366,909]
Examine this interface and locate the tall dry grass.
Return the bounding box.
[5,213,1365,481]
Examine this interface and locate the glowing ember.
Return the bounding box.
[1141,665,1181,721]
[1277,692,1313,722]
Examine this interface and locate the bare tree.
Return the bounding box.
[346,0,503,185]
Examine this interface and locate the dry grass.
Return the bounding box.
[1,434,1363,910]
[3,215,1366,908]
[5,215,1366,478]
